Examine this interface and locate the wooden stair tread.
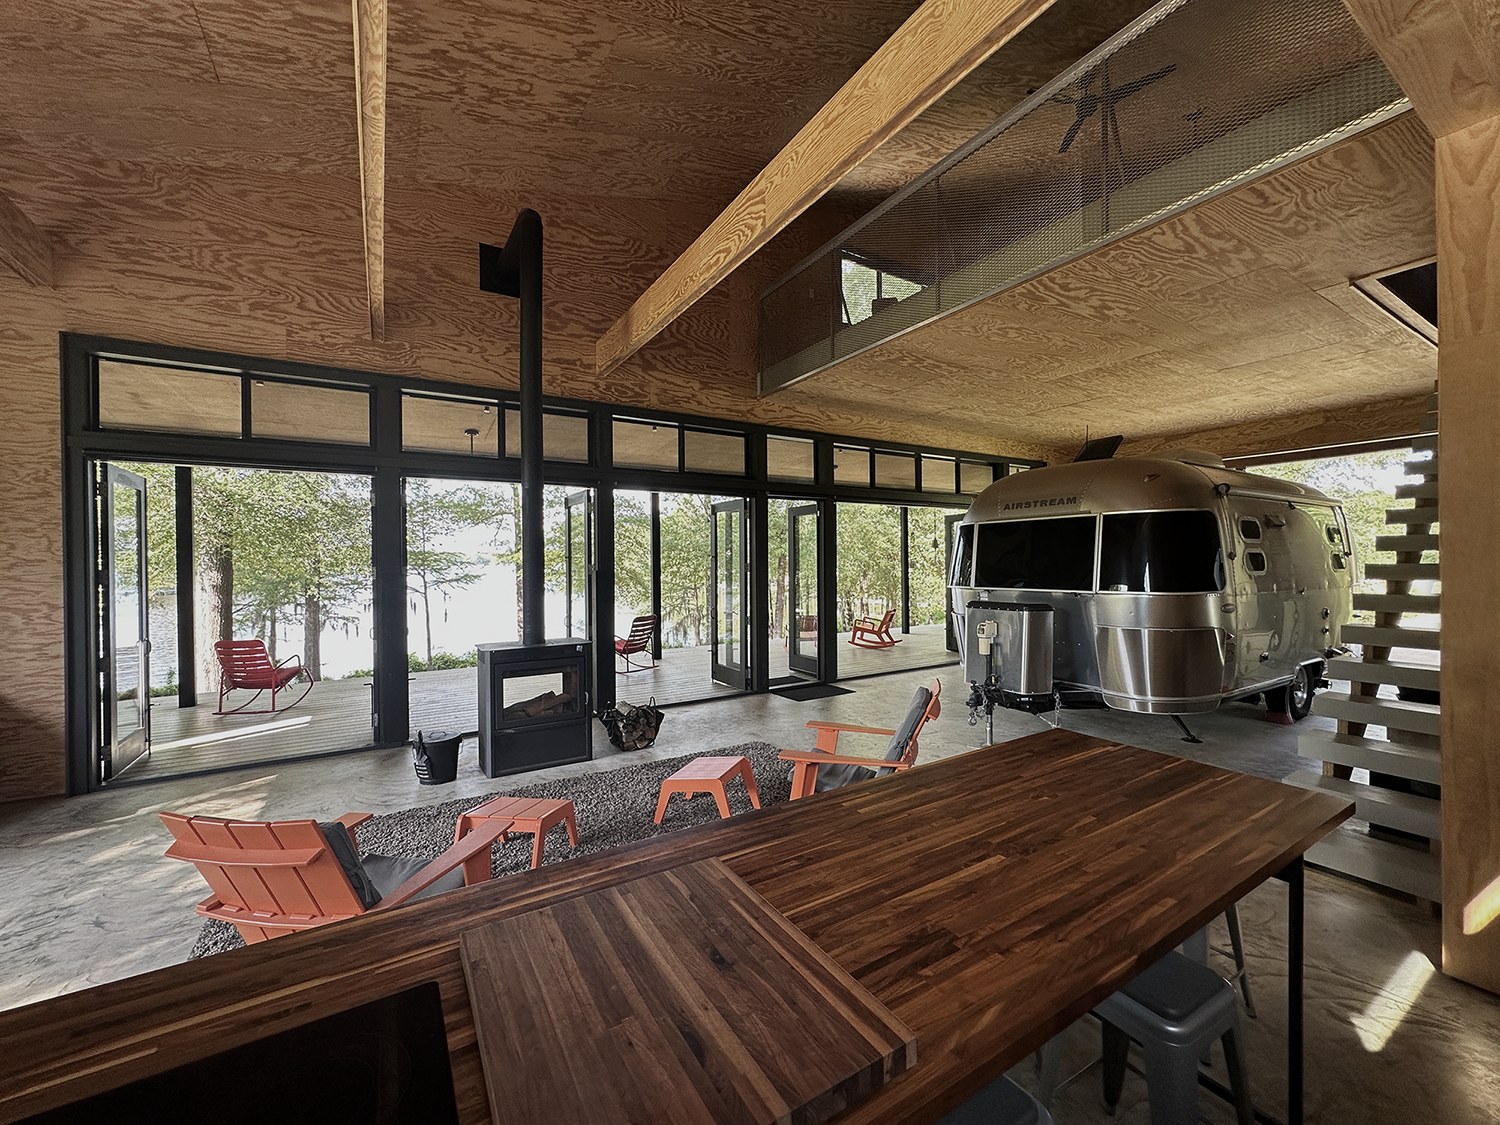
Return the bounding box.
[1374,533,1440,553]
[1394,481,1438,500]
[1285,770,1440,839]
[1325,656,1441,691]
[1365,562,1440,582]
[1297,731,1441,785]
[1341,623,1441,651]
[1312,691,1441,736]
[1353,592,1440,614]
[1384,507,1438,525]
[1305,822,1441,902]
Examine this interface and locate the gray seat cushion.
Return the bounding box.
[1117,950,1229,1022]
[812,685,933,793]
[318,821,465,909]
[361,854,466,904]
[938,1074,1052,1125]
[318,821,382,909]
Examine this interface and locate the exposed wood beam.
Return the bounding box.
[593,0,1059,376]
[1340,0,1500,137]
[0,188,53,287]
[352,0,386,339]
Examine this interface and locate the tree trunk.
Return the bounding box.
[420,571,435,669]
[196,539,233,691]
[266,607,277,663]
[303,594,323,680]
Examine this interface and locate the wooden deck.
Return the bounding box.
[131,630,955,783]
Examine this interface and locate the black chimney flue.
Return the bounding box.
[480,210,545,645]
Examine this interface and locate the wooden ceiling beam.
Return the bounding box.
[352,0,387,339]
[593,0,1060,377]
[1340,0,1500,137]
[0,188,54,287]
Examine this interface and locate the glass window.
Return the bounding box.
[974,516,1096,591]
[834,445,870,486]
[1246,550,1268,574]
[252,380,370,445]
[839,255,924,325]
[951,523,975,586]
[505,409,591,462]
[403,395,499,456]
[921,456,956,493]
[1099,511,1224,593]
[683,429,744,475]
[873,452,917,490]
[960,461,995,495]
[1238,517,1262,541]
[767,436,815,481]
[612,419,679,469]
[98,361,241,436]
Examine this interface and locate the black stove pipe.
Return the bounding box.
[480,209,545,646]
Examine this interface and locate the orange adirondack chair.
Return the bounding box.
[615,614,658,672]
[849,608,900,649]
[779,680,941,800]
[213,639,314,715]
[160,810,510,944]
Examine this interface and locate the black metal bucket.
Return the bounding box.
[413,729,461,785]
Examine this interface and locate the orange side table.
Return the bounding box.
[654,756,762,824]
[455,795,579,870]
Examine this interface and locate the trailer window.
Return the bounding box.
[1100,511,1225,593]
[951,523,975,585]
[974,516,1095,591]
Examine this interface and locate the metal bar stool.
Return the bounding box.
[1184,903,1256,1017]
[939,1074,1054,1125]
[1038,950,1255,1125]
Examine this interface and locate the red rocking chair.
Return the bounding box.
[849,608,900,649]
[213,639,314,715]
[615,614,659,672]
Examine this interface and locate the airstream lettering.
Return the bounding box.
[950,450,1353,721]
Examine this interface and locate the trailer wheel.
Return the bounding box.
[1269,664,1315,721]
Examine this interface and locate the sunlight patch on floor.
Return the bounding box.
[1351,949,1435,1052]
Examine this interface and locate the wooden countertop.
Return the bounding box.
[0,730,1353,1125]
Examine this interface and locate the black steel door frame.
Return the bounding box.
[786,502,821,678]
[709,498,749,690]
[97,464,151,782]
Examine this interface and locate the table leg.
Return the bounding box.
[530,825,546,870]
[653,787,674,825]
[712,785,732,820]
[564,804,579,846]
[1284,857,1304,1125]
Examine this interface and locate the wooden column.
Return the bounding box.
[1435,112,1500,990]
[1342,0,1500,992]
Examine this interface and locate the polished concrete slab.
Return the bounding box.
[1,667,1496,1122]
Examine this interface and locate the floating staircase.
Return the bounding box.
[1288,388,1442,902]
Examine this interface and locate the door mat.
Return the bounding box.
[772,683,854,701]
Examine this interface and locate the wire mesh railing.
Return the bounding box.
[758,0,1410,393]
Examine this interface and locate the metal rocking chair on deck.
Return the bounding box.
[614,614,659,673]
[213,639,314,715]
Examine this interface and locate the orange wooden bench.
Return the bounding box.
[455,795,579,870]
[654,756,762,823]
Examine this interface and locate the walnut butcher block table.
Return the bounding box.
[0,730,1352,1125]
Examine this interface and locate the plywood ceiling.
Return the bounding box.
[774,112,1439,455]
[0,0,1435,460]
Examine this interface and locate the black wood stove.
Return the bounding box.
[474,210,594,779]
[476,639,592,777]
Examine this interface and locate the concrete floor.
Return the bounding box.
[2,665,1497,1123]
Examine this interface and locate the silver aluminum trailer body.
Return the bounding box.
[949,452,1355,715]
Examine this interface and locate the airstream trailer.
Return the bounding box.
[950,450,1354,720]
